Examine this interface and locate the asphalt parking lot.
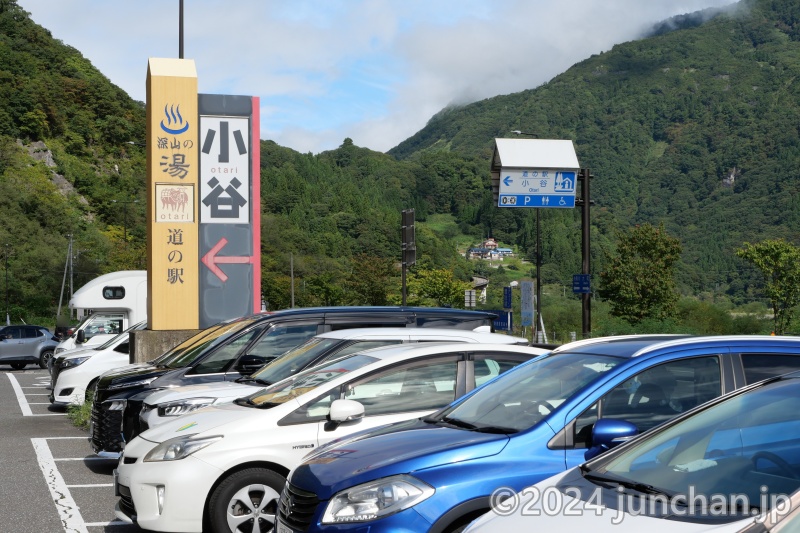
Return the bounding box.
[0,367,145,533]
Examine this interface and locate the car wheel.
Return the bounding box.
[10,362,26,370]
[39,349,54,369]
[208,468,284,533]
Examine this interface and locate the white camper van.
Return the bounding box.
[54,271,147,355]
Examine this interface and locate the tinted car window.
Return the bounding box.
[741,353,800,384]
[345,357,459,415]
[163,319,263,369]
[191,327,264,375]
[573,356,722,447]
[245,323,320,363]
[473,353,531,388]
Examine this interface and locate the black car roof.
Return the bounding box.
[220,306,498,324]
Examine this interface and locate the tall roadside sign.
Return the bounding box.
[198,94,261,328]
[145,60,262,332]
[147,58,200,330]
[491,139,579,209]
[491,138,581,341]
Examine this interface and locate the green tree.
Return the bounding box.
[345,254,396,305]
[736,239,800,335]
[598,223,682,324]
[407,269,471,308]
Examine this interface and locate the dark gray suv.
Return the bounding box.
[0,325,60,369]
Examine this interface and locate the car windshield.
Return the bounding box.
[92,320,147,351]
[239,353,378,408]
[590,378,800,515]
[249,337,343,385]
[433,352,622,433]
[151,318,261,368]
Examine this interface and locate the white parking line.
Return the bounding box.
[6,374,65,416]
[31,438,89,533]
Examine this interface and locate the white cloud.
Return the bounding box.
[17,0,737,154]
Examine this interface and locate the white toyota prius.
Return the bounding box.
[114,342,549,533]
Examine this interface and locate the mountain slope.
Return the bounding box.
[388,0,800,299]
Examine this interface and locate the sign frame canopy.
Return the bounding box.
[491,138,580,209]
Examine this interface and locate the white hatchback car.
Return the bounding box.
[51,321,147,406]
[114,342,549,533]
[137,327,530,432]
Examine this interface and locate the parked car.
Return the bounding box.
[113,342,550,533]
[90,307,499,457]
[137,327,530,432]
[49,321,148,406]
[278,335,800,533]
[464,370,800,532]
[0,324,59,369]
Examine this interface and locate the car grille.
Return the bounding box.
[117,483,137,520]
[50,362,63,390]
[278,482,319,531]
[90,400,125,454]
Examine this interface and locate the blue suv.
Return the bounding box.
[278,335,800,533]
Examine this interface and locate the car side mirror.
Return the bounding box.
[76,329,86,344]
[326,399,365,430]
[585,418,638,461]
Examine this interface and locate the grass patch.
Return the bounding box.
[66,401,92,430]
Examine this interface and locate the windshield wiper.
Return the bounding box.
[440,416,478,430]
[581,469,674,498]
[234,397,255,407]
[473,425,518,434]
[235,376,255,383]
[252,378,272,386]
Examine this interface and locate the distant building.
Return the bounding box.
[467,240,513,261]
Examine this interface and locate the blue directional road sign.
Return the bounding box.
[488,310,512,331]
[503,286,512,309]
[573,274,591,294]
[498,169,577,209]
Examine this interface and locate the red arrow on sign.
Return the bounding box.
[201,237,252,282]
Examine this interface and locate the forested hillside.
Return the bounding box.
[2,0,800,328]
[390,0,800,303]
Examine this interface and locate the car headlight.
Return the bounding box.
[322,475,434,523]
[107,377,158,390]
[156,397,216,417]
[60,356,91,369]
[143,434,223,462]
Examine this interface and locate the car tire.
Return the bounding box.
[39,349,54,369]
[208,467,284,533]
[10,362,26,370]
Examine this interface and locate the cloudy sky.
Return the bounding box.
[18,0,736,154]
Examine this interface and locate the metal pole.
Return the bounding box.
[402,261,407,306]
[4,244,9,326]
[535,209,542,343]
[290,253,295,308]
[68,234,74,299]
[179,0,184,59]
[579,168,592,338]
[57,238,69,319]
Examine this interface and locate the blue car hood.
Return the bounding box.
[292,418,509,498]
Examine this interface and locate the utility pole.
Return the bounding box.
[4,244,10,326]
